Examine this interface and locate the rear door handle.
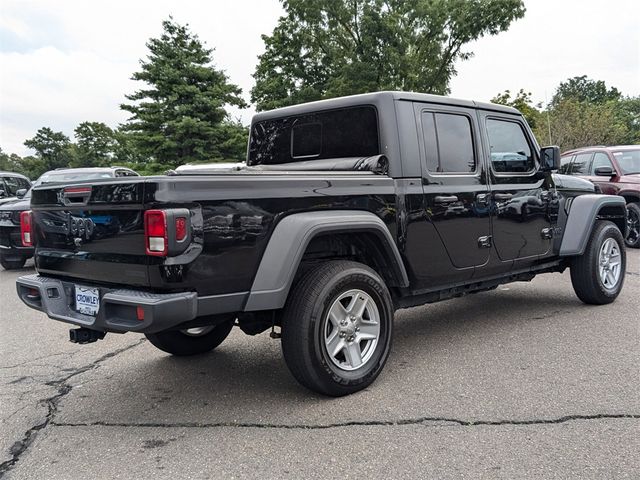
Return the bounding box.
[493,193,513,201]
[434,195,459,204]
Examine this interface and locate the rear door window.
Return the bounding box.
[486,119,534,173]
[17,177,30,190]
[249,106,379,165]
[422,112,476,173]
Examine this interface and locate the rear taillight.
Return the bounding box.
[20,211,32,246]
[144,210,167,256]
[175,217,187,242]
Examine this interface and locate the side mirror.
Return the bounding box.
[540,146,560,171]
[16,188,27,199]
[594,166,614,177]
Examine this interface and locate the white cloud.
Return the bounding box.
[450,0,640,105]
[0,0,638,157]
[0,0,283,155]
[0,47,137,153]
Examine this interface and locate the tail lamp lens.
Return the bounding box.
[20,211,32,246]
[144,210,167,256]
[175,217,187,242]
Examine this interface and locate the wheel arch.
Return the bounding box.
[619,191,640,205]
[244,211,409,311]
[559,194,627,256]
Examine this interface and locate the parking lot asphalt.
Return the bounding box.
[1,251,638,479]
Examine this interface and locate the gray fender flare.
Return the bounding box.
[244,210,409,311]
[559,194,627,256]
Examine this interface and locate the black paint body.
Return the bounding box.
[29,92,597,307]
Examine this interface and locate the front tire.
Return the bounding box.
[281,260,393,397]
[145,319,235,356]
[0,255,27,270]
[570,221,626,305]
[625,202,640,248]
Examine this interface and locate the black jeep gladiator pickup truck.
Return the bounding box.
[17,92,627,396]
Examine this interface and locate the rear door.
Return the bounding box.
[480,112,556,261]
[413,103,491,285]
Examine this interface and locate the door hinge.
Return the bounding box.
[478,235,492,248]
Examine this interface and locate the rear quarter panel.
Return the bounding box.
[144,174,398,296]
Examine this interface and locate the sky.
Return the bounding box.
[0,0,638,157]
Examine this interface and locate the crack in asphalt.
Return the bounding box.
[530,309,572,320]
[0,352,77,370]
[0,339,146,478]
[50,413,640,431]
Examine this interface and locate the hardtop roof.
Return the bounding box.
[562,144,640,156]
[49,166,130,173]
[251,91,520,123]
[0,171,30,179]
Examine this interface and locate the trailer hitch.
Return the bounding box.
[69,328,106,344]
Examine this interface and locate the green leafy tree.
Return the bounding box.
[491,89,543,130]
[544,77,638,150]
[551,75,621,106]
[72,122,117,168]
[23,127,75,171]
[17,156,46,180]
[252,0,526,111]
[545,99,629,151]
[121,18,247,168]
[0,147,47,180]
[0,148,22,173]
[616,96,640,144]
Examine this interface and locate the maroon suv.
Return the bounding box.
[560,145,640,248]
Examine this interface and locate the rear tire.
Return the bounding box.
[625,202,640,248]
[281,260,393,397]
[0,255,26,270]
[145,319,235,356]
[570,221,626,305]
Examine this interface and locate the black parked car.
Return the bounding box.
[0,172,32,269]
[0,167,139,270]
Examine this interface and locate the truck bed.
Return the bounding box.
[29,171,396,296]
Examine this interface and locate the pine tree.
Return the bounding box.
[121,18,247,168]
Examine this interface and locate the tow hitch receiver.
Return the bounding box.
[69,328,106,344]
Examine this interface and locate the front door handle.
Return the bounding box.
[434,195,459,204]
[493,193,513,201]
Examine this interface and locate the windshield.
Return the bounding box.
[613,149,640,175]
[39,171,114,183]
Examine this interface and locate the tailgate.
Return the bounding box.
[30,180,151,286]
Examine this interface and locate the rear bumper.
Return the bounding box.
[0,225,33,259]
[16,274,247,334]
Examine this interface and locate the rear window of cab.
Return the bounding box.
[248,106,379,165]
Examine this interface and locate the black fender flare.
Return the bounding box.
[559,194,627,256]
[244,211,409,311]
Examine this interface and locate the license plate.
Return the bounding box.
[75,286,100,316]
